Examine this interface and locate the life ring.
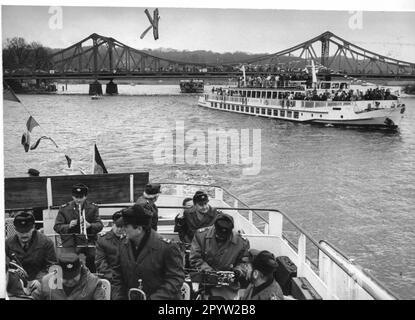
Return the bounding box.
[264,100,269,106]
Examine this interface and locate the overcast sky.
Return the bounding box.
[2,5,415,62]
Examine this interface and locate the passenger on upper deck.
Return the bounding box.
[135,183,161,231]
[53,183,103,273]
[239,250,284,300]
[190,213,250,299]
[6,212,57,290]
[95,210,125,281]
[175,191,219,243]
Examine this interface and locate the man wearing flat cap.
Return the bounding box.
[190,212,250,299]
[33,253,106,300]
[95,210,125,281]
[175,190,219,243]
[6,212,57,290]
[111,204,185,300]
[135,183,161,231]
[54,183,103,273]
[240,250,284,300]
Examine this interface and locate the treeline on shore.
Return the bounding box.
[3,36,279,71]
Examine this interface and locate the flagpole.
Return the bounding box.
[91,143,96,174]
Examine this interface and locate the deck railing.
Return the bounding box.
[205,94,398,112]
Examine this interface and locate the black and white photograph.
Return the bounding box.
[1,0,415,304]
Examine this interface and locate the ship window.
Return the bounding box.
[280,110,285,117]
[240,106,243,112]
[301,113,303,116]
[256,91,260,98]
[251,107,255,113]
[247,91,251,98]
[236,106,239,111]
[227,105,230,110]
[320,115,322,118]
[273,110,278,116]
[267,109,272,115]
[272,92,277,99]
[232,105,235,111]
[341,115,343,119]
[262,91,266,98]
[267,92,272,99]
[332,107,341,111]
[278,92,283,99]
[294,112,299,119]
[256,108,260,114]
[287,111,292,118]
[311,114,313,117]
[261,108,266,115]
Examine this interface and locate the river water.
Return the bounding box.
[3,84,415,299]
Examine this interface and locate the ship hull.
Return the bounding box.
[198,95,405,130]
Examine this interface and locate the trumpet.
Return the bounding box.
[79,204,88,240]
[128,279,147,300]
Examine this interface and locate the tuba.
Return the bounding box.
[128,279,146,300]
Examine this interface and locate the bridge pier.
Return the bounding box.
[89,80,102,95]
[105,80,118,95]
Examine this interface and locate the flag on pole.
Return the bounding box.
[21,132,30,152]
[65,155,72,168]
[26,116,40,132]
[3,83,21,103]
[30,136,58,150]
[93,144,108,174]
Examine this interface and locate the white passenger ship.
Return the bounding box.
[4,173,400,300]
[198,79,406,129]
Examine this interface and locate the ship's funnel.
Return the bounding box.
[311,60,317,86]
[240,65,246,86]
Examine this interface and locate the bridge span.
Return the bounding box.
[4,31,415,93]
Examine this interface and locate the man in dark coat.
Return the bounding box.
[111,204,185,300]
[190,212,250,299]
[6,212,57,285]
[240,250,284,300]
[53,183,103,273]
[95,210,125,281]
[33,253,106,300]
[135,183,161,231]
[175,190,218,243]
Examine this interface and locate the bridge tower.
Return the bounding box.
[89,34,102,95]
[105,39,118,95]
[320,33,331,67]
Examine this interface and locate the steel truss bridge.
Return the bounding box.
[4,31,415,81]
